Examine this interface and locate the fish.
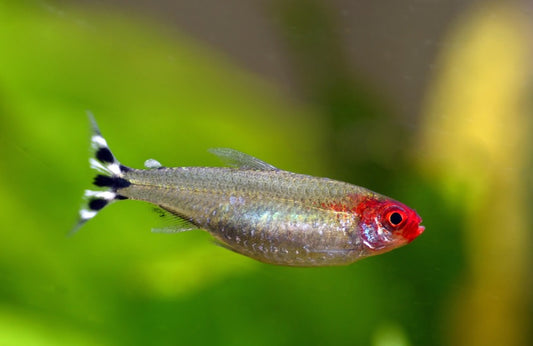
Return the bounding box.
[74,113,424,267]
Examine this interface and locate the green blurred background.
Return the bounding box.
[0,0,531,345]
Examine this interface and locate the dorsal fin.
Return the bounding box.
[208,148,279,171]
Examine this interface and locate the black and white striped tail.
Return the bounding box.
[71,112,131,234]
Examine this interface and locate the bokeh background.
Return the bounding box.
[0,0,532,345]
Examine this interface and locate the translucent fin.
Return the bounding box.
[150,207,198,233]
[208,148,279,171]
[211,238,243,255]
[151,226,197,234]
[144,158,162,169]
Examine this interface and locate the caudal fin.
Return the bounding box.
[71,112,131,234]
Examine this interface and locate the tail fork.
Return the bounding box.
[71,112,130,234]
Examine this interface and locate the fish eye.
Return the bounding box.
[388,212,403,226]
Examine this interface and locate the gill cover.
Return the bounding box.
[356,198,423,251]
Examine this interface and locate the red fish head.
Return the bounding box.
[355,197,424,254]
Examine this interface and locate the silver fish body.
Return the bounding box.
[75,114,424,266]
[120,167,373,266]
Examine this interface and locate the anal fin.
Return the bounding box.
[151,206,199,233]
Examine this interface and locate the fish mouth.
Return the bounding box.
[417,225,425,235]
